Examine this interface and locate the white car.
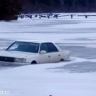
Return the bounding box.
[0,40,70,64]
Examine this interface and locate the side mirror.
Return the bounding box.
[40,50,47,54]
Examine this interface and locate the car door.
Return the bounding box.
[39,43,51,63]
[46,43,61,63]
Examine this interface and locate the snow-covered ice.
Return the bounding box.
[0,13,96,96]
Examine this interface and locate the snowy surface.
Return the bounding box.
[0,13,96,96]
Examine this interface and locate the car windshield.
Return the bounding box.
[6,41,40,53]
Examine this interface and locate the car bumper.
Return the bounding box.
[0,61,30,65]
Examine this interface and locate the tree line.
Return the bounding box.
[0,0,22,21]
[23,0,96,13]
[0,0,96,21]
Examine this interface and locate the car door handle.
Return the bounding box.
[58,55,60,56]
[48,56,50,57]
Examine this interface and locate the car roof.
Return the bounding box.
[16,40,54,44]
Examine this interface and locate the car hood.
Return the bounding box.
[0,51,37,58]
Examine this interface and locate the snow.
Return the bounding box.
[0,13,96,96]
[0,63,96,96]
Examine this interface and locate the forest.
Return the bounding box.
[23,0,96,13]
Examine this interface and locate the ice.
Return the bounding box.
[0,13,96,96]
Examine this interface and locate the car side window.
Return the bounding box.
[40,43,49,53]
[47,43,58,52]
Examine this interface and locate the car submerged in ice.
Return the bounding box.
[0,40,70,64]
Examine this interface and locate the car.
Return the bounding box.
[0,40,70,64]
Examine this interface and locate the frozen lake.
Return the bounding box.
[0,14,96,96]
[0,18,96,72]
[0,16,96,72]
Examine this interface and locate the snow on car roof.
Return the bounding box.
[16,40,54,44]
